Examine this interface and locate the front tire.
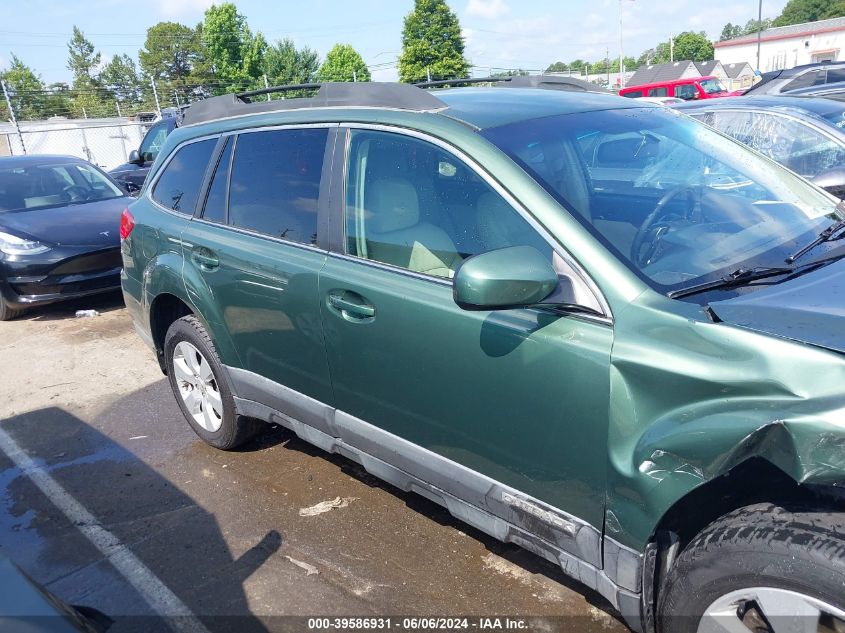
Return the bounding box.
[658,503,845,633]
[164,315,258,449]
[0,294,25,321]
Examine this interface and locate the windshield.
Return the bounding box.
[700,78,728,94]
[0,162,123,213]
[482,107,841,294]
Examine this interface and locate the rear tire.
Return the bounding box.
[658,503,845,633]
[0,294,24,321]
[164,315,259,449]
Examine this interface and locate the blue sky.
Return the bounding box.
[2,0,788,84]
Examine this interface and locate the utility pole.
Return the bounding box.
[353,69,357,82]
[264,74,271,100]
[427,67,432,82]
[756,0,763,71]
[670,33,674,62]
[115,101,122,118]
[150,78,161,117]
[1,80,25,155]
[618,0,625,88]
[607,47,611,85]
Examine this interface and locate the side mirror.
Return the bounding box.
[812,168,845,199]
[453,246,559,311]
[128,149,143,165]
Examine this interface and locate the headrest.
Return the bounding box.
[367,178,419,233]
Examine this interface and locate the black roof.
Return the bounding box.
[181,76,612,127]
[181,82,447,126]
[0,154,89,167]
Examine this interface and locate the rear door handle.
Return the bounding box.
[192,250,219,271]
[328,293,375,319]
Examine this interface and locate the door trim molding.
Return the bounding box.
[226,365,642,626]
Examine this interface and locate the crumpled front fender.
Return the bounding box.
[606,293,845,549]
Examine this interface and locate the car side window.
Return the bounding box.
[139,121,169,163]
[344,129,551,279]
[226,128,327,245]
[648,87,668,97]
[674,84,696,100]
[708,110,845,179]
[151,139,216,214]
[201,137,232,224]
[783,69,823,92]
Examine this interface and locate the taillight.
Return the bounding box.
[120,208,135,240]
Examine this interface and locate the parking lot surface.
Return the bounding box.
[0,294,627,633]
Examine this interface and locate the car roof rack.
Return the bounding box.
[181,81,447,126]
[414,74,608,93]
[181,74,610,126]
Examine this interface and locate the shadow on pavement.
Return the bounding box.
[0,406,277,633]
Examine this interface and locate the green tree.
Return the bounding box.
[719,22,743,41]
[545,61,568,73]
[743,17,773,33]
[67,26,101,88]
[1,54,46,120]
[491,69,528,77]
[315,44,370,82]
[263,38,320,86]
[673,31,714,62]
[202,3,267,93]
[100,54,143,106]
[399,0,470,83]
[773,0,845,26]
[139,22,204,86]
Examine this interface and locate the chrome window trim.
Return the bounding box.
[336,122,613,322]
[151,124,337,251]
[189,216,329,255]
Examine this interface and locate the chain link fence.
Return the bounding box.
[0,118,151,171]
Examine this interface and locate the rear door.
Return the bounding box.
[180,125,337,406]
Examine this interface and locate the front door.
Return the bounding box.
[319,127,613,555]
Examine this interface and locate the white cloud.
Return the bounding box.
[153,0,214,20]
[465,0,510,20]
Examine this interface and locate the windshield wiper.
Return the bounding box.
[667,266,794,299]
[785,219,845,264]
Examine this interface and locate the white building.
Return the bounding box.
[714,16,845,72]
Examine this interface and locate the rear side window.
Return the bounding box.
[648,87,668,97]
[201,137,232,224]
[783,69,823,92]
[151,139,216,214]
[674,84,697,100]
[621,91,641,98]
[227,128,327,245]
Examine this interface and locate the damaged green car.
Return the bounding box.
[121,80,845,633]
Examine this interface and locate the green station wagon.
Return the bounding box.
[121,81,845,633]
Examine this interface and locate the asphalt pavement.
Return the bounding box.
[0,293,627,633]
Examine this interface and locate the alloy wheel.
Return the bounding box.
[699,587,845,633]
[172,341,224,432]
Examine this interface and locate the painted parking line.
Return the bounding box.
[0,424,211,633]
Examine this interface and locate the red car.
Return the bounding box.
[619,75,734,100]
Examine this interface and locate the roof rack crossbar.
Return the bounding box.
[181,81,448,126]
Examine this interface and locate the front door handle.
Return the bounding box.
[328,293,375,319]
[192,250,219,271]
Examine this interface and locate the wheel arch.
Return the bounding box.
[143,252,240,373]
